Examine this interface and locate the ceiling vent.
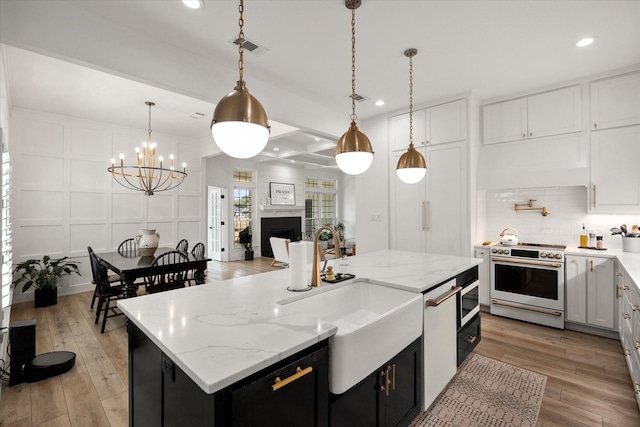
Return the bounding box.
[231,37,269,56]
[347,93,367,102]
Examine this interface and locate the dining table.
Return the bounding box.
[94,247,211,298]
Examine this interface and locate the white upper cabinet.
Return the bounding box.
[482,85,581,144]
[591,72,640,131]
[390,99,466,152]
[590,125,640,212]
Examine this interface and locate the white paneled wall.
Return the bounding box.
[481,186,639,250]
[11,109,204,302]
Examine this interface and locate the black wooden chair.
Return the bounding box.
[91,251,126,333]
[118,238,139,257]
[145,250,189,294]
[176,239,189,253]
[88,246,121,310]
[186,242,206,286]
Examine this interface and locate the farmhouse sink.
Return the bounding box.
[280,281,423,394]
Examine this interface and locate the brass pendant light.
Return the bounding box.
[396,48,427,184]
[211,0,270,159]
[335,0,374,176]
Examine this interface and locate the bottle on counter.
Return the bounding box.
[580,224,588,247]
[596,236,603,249]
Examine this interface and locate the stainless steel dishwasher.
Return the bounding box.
[421,278,461,410]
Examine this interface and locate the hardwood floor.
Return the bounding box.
[1,257,638,426]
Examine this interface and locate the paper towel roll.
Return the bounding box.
[288,241,308,290]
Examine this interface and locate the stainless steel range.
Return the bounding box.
[490,242,566,329]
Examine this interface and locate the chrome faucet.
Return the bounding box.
[311,225,342,287]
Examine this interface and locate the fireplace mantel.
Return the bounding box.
[259,205,305,212]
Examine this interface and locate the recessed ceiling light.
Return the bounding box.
[273,147,280,151]
[183,0,205,9]
[576,37,595,47]
[375,100,385,106]
[290,160,295,163]
[189,112,205,119]
[314,138,321,142]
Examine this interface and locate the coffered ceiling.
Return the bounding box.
[1,0,639,169]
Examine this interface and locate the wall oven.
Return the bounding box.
[490,243,565,329]
[456,267,480,366]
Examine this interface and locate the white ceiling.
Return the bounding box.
[1,0,640,169]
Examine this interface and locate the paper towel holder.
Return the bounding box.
[287,286,312,292]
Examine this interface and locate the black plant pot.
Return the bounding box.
[244,250,254,261]
[34,287,58,308]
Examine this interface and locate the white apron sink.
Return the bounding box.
[280,281,422,394]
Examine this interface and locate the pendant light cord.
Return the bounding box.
[147,102,153,143]
[238,0,245,86]
[408,54,414,145]
[350,7,357,122]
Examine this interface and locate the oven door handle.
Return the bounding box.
[491,257,562,268]
[426,286,462,307]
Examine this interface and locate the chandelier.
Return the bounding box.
[335,0,374,175]
[396,48,427,184]
[108,101,187,196]
[211,0,270,159]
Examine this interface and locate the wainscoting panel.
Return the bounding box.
[20,190,63,220]
[70,191,106,220]
[112,222,145,249]
[148,221,175,246]
[15,118,64,154]
[19,154,64,187]
[70,223,107,253]
[70,125,111,157]
[147,194,174,218]
[70,158,106,189]
[178,195,200,218]
[18,224,64,257]
[112,193,143,219]
[180,168,201,193]
[177,221,201,246]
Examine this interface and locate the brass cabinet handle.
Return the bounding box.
[426,201,430,231]
[272,366,313,391]
[467,335,477,343]
[634,340,640,350]
[571,259,579,264]
[426,286,462,307]
[623,312,630,320]
[624,348,630,356]
[594,123,597,129]
[385,366,391,396]
[631,303,639,312]
[522,133,526,138]
[635,383,640,394]
[590,260,594,272]
[593,185,597,208]
[392,364,396,391]
[616,272,622,277]
[529,132,533,137]
[421,201,426,231]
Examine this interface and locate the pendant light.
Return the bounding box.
[211,0,270,159]
[335,0,374,175]
[396,48,427,184]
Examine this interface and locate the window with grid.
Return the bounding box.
[233,170,254,247]
[305,178,337,237]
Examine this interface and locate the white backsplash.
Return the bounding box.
[481,186,640,250]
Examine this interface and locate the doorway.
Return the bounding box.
[208,186,227,262]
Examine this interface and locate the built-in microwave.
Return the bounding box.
[459,280,479,328]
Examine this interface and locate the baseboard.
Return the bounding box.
[10,283,95,304]
[564,321,619,340]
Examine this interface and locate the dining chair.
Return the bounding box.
[118,238,139,257]
[88,246,121,310]
[145,250,189,294]
[269,237,290,268]
[176,239,189,253]
[91,251,126,333]
[186,242,206,286]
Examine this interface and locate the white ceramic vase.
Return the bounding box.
[135,229,160,256]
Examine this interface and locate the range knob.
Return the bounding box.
[498,249,504,254]
[554,253,563,260]
[503,249,509,255]
[540,253,547,258]
[491,249,498,254]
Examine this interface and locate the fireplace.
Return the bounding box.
[261,217,302,258]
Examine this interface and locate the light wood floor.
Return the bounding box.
[1,257,638,427]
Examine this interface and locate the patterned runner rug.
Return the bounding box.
[410,353,546,427]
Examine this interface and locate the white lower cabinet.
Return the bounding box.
[616,262,640,409]
[565,255,615,330]
[474,247,491,306]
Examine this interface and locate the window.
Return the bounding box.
[305,178,337,238]
[233,170,254,247]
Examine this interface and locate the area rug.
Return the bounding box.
[410,353,546,427]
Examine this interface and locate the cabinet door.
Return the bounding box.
[129,322,162,427]
[590,126,640,211]
[329,371,378,427]
[164,356,215,427]
[482,98,527,144]
[474,248,491,306]
[587,258,615,329]
[527,86,581,138]
[381,340,419,427]
[565,256,587,323]
[426,142,466,256]
[427,99,467,145]
[591,72,640,130]
[390,109,427,151]
[390,149,426,252]
[230,345,329,427]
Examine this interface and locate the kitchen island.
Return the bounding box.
[118,250,481,426]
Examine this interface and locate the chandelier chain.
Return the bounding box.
[148,102,153,138]
[350,7,356,122]
[238,0,245,84]
[409,54,414,145]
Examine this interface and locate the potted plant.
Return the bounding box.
[318,228,333,250]
[239,225,254,260]
[12,255,81,307]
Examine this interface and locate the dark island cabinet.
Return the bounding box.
[330,339,420,427]
[128,321,329,427]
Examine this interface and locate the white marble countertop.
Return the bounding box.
[118,250,480,394]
